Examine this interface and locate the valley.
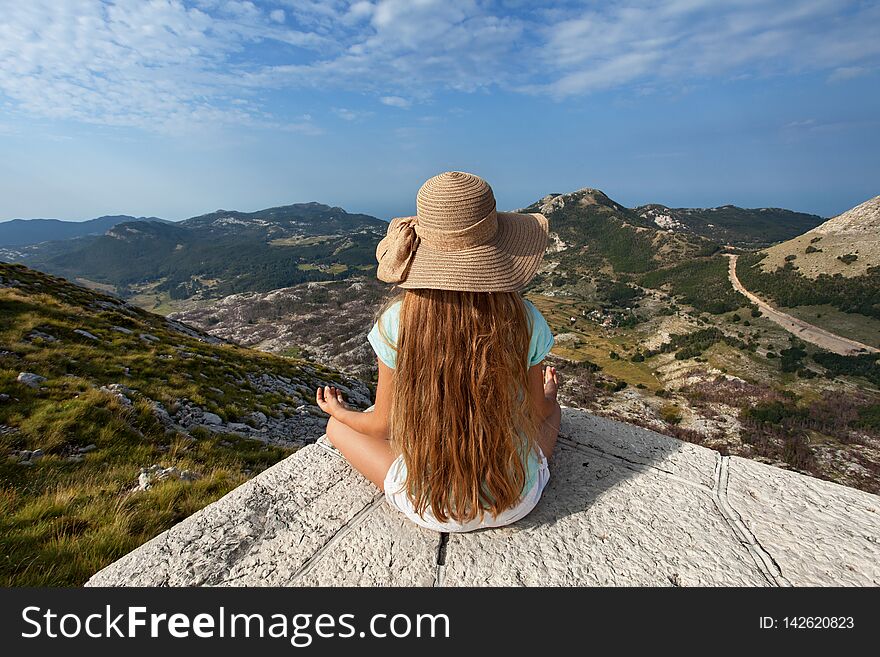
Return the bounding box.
[2,187,879,587]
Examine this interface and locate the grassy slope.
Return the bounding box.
[0,263,356,585]
[777,305,880,348]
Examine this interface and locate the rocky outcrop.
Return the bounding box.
[86,407,879,587]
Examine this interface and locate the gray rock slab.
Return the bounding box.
[16,372,46,388]
[441,441,769,586]
[559,408,716,489]
[725,456,880,586]
[86,408,880,587]
[294,503,440,587]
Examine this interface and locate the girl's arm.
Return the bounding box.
[315,358,394,439]
[528,362,559,420]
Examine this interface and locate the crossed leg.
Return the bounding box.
[325,416,396,491]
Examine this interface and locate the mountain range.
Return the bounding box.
[0,192,826,307]
[636,203,823,247]
[1,203,386,301]
[0,215,165,247]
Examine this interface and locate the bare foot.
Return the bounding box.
[543,365,559,401]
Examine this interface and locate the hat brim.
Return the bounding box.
[396,212,549,292]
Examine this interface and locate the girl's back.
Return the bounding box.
[317,171,561,533]
[369,290,554,527]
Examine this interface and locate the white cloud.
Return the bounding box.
[380,96,412,109]
[784,119,817,130]
[1,0,878,133]
[530,0,880,97]
[346,1,375,22]
[332,107,372,121]
[0,0,328,134]
[827,66,870,83]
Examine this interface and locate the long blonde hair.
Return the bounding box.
[376,288,540,523]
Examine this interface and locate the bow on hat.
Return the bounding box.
[376,215,420,283]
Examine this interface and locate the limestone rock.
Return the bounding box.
[86,407,880,587]
[134,465,202,492]
[17,372,47,388]
[202,412,223,426]
[28,330,58,342]
[99,384,133,407]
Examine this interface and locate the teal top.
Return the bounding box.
[367,298,555,498]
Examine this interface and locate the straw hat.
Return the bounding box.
[376,171,548,292]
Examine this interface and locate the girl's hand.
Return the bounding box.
[543,365,559,401]
[316,385,347,417]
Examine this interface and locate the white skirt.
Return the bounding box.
[382,449,550,533]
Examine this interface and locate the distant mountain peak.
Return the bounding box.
[534,188,624,216]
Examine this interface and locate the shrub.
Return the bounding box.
[660,404,683,425]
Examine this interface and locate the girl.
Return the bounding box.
[316,171,561,533]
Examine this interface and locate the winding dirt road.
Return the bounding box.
[725,254,879,356]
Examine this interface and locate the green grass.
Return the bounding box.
[778,304,880,348]
[526,294,662,390]
[0,262,353,585]
[269,235,333,247]
[279,345,303,358]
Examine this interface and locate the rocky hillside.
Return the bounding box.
[636,203,823,248]
[170,276,392,380]
[520,189,720,284]
[759,195,880,278]
[0,262,371,585]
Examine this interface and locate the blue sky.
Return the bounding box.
[1,0,878,222]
